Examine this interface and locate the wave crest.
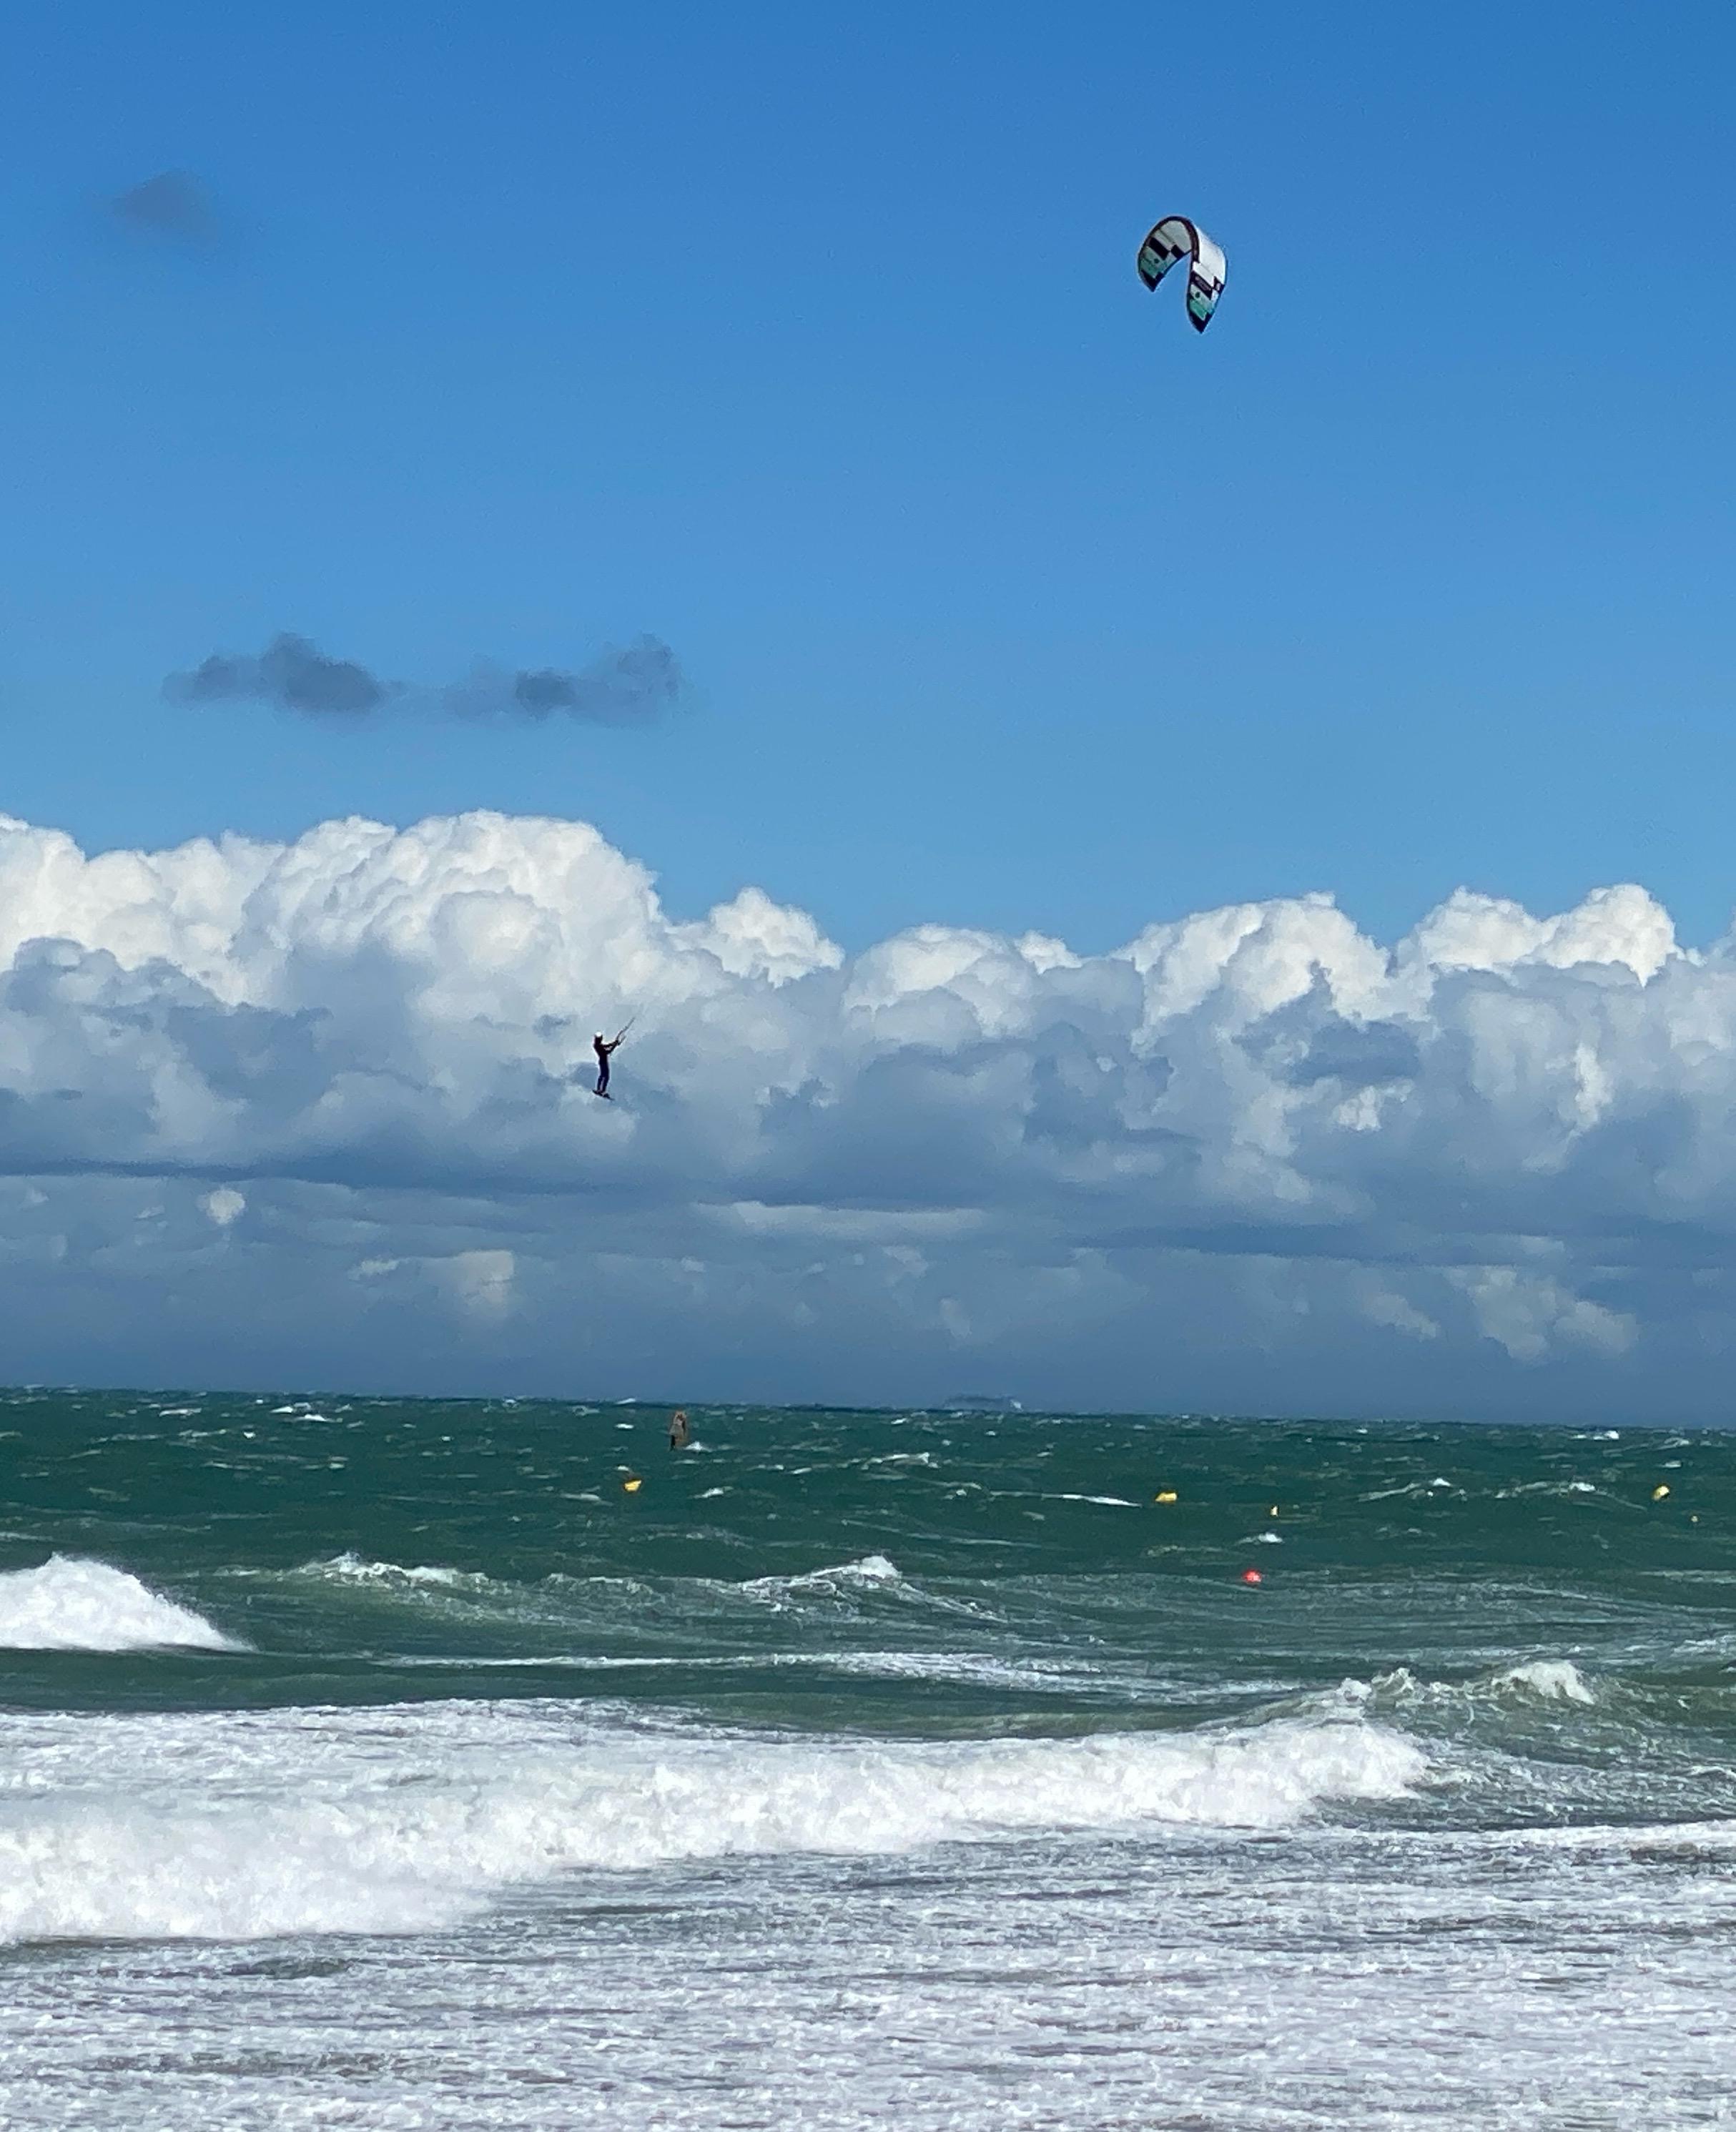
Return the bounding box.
[1486,1659,1597,1704]
[0,1699,1424,1942]
[1338,1657,1599,1713]
[741,1553,904,1599]
[290,1552,473,1590]
[0,1556,238,1653]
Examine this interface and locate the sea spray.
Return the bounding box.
[0,1556,239,1652]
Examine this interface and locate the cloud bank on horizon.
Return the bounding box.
[0,806,1729,1418]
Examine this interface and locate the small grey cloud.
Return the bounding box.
[165,634,391,717]
[164,633,686,726]
[109,170,220,245]
[445,638,687,725]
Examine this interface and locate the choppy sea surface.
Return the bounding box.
[0,1391,1732,2128]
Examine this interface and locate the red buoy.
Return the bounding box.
[1241,1567,1263,1585]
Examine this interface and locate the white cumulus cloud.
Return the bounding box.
[199,1187,246,1229]
[0,808,1730,1417]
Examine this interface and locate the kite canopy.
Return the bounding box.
[1136,215,1226,332]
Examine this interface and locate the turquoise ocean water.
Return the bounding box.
[1,1391,1732,2128]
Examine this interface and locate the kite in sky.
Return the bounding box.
[1136,215,1226,332]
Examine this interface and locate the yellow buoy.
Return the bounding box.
[1155,1491,1178,1504]
[1651,1484,1670,1502]
[623,1476,643,1494]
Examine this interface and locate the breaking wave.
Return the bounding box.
[1486,1659,1598,1704]
[739,1554,905,1599]
[0,1698,1424,1943]
[0,1556,238,1653]
[251,1551,983,1629]
[282,1552,475,1590]
[1341,1657,1601,1711]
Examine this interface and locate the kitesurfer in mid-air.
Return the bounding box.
[592,1024,629,1099]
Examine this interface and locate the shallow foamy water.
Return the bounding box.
[0,1393,1732,2126]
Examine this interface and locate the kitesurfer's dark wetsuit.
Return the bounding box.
[593,1035,619,1097]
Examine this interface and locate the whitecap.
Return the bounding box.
[1333,1657,1597,1713]
[0,1556,239,1653]
[0,1697,1426,1943]
[1486,1659,1597,1705]
[1495,1480,1599,1499]
[286,1552,470,1589]
[742,1554,904,1597]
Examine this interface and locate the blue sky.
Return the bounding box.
[6,0,1735,954]
[6,4,1736,1414]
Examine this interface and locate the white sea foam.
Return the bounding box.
[805,1552,901,1584]
[0,1556,238,1653]
[256,1554,951,1629]
[1486,1659,1597,1704]
[1338,1657,1599,1713]
[0,1698,1425,1943]
[292,1551,471,1589]
[733,1554,993,1622]
[384,1649,1123,1694]
[1494,1480,1601,1499]
[382,1649,1286,1707]
[817,1649,1124,1694]
[741,1554,905,1599]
